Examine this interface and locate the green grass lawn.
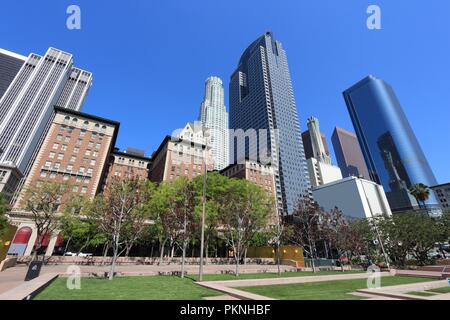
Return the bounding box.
[406,285,450,297]
[34,276,222,300]
[406,291,437,297]
[187,270,364,282]
[428,285,450,294]
[237,276,434,300]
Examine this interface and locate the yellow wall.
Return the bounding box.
[247,245,304,267]
[0,225,17,261]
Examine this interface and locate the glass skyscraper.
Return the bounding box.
[343,75,439,212]
[0,47,92,199]
[0,49,26,101]
[332,127,370,180]
[229,32,310,216]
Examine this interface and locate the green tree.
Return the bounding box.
[380,212,445,266]
[192,172,229,264]
[219,178,272,276]
[408,183,431,209]
[437,211,450,258]
[60,196,106,255]
[21,182,68,260]
[442,210,450,238]
[85,177,155,280]
[287,196,322,272]
[0,194,10,244]
[151,177,197,277]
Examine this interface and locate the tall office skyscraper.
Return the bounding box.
[305,117,331,165]
[0,49,26,100]
[343,75,439,212]
[0,47,92,198]
[199,76,229,170]
[229,32,310,215]
[332,127,370,180]
[302,117,342,188]
[302,130,329,161]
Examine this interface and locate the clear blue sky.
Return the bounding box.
[1,1,448,183]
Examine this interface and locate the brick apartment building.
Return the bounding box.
[150,122,214,183]
[221,159,278,225]
[104,147,151,187]
[7,106,119,257]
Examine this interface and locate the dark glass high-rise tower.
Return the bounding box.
[332,127,370,180]
[343,75,439,212]
[229,32,310,216]
[0,49,26,100]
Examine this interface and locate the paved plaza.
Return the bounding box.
[1,264,449,300]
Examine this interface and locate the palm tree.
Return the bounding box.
[408,183,430,209]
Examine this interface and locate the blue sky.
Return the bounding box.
[1,1,448,183]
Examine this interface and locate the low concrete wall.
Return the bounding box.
[16,256,281,266]
[0,256,17,272]
[417,265,450,273]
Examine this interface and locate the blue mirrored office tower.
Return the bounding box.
[343,75,439,213]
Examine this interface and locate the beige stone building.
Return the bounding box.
[7,107,119,257]
[150,122,214,183]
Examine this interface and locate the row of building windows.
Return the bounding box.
[63,116,107,131]
[43,161,94,175]
[117,156,147,167]
[49,151,98,163]
[39,169,91,185]
[52,141,101,151]
[59,125,104,141]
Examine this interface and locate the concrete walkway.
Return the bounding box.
[204,295,240,300]
[196,271,382,300]
[356,279,450,300]
[0,273,58,300]
[0,265,30,295]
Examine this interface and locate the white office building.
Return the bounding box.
[198,76,229,170]
[307,157,343,187]
[0,47,92,199]
[312,176,392,219]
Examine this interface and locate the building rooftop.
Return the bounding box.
[0,48,27,61]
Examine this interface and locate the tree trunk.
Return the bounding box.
[324,240,329,259]
[276,242,281,276]
[77,236,90,255]
[125,243,133,257]
[181,241,187,278]
[109,235,119,280]
[63,236,72,256]
[235,247,240,277]
[159,238,167,265]
[205,235,209,265]
[102,242,109,266]
[32,237,43,262]
[309,238,316,273]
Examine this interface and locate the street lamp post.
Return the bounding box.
[198,145,207,282]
